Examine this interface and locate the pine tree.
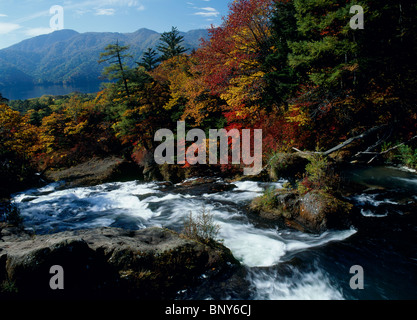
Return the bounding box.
[288,0,357,91]
[263,0,300,109]
[0,93,8,103]
[137,48,160,71]
[99,40,133,98]
[157,27,187,61]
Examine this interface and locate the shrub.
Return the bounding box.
[258,186,279,208]
[181,206,221,244]
[297,153,340,194]
[1,280,18,294]
[396,144,417,169]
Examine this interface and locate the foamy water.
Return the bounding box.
[12,178,356,300]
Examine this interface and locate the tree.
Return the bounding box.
[99,41,133,98]
[263,0,300,108]
[157,27,187,61]
[137,48,160,71]
[195,0,275,126]
[0,103,41,195]
[0,93,8,103]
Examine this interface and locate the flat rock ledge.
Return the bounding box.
[0,225,239,300]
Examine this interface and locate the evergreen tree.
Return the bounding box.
[288,0,357,91]
[99,41,133,98]
[0,93,8,103]
[263,0,300,109]
[157,27,187,61]
[137,48,160,71]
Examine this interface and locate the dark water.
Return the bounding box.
[11,166,417,300]
[1,82,102,100]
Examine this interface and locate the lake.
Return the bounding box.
[0,82,103,101]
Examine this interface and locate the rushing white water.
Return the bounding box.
[249,268,345,300]
[12,178,356,300]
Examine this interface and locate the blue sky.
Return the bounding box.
[0,0,231,49]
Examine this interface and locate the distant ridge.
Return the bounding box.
[0,28,208,87]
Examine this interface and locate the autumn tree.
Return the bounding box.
[0,104,41,195]
[195,0,275,127]
[37,95,119,168]
[264,0,417,153]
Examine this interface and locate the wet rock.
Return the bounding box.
[44,156,143,187]
[298,191,353,233]
[0,226,239,300]
[250,190,353,234]
[172,177,236,196]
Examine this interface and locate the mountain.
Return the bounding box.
[0,28,208,87]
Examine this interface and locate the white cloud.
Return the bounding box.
[95,8,116,16]
[24,27,54,37]
[0,14,8,17]
[193,7,219,18]
[65,0,145,16]
[0,22,21,34]
[106,0,139,6]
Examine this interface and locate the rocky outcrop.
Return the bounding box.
[0,225,239,300]
[44,157,144,187]
[172,177,236,196]
[250,190,354,233]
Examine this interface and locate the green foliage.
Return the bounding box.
[157,27,187,61]
[396,145,417,169]
[258,186,279,208]
[181,206,221,244]
[1,0,417,183]
[1,280,18,294]
[298,153,340,194]
[99,41,133,97]
[138,48,160,71]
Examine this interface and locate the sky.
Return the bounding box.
[0,0,231,49]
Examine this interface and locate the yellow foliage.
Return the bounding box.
[286,104,311,126]
[0,104,42,158]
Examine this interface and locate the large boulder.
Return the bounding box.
[250,190,353,233]
[0,225,239,300]
[44,156,144,187]
[297,191,354,233]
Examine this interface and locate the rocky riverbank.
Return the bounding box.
[43,156,144,187]
[0,224,240,300]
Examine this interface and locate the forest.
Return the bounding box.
[1,0,417,198]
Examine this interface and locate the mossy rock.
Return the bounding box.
[298,191,353,233]
[250,189,354,234]
[0,227,240,300]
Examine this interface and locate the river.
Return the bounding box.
[11,166,417,300]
